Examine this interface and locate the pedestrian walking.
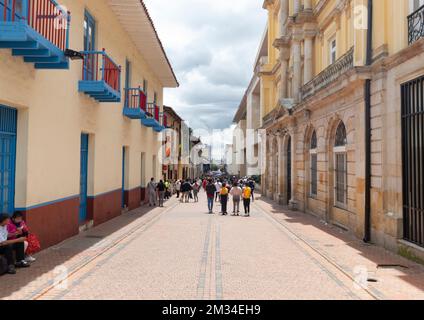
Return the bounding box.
[164,180,171,199]
[157,180,166,207]
[230,182,242,215]
[147,178,157,207]
[215,180,222,202]
[242,184,252,216]
[192,181,200,202]
[181,179,192,203]
[175,180,181,198]
[220,183,229,215]
[248,179,256,202]
[202,178,207,191]
[205,180,216,213]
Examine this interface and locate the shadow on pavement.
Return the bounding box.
[0,200,173,300]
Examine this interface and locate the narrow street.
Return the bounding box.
[1,192,423,300]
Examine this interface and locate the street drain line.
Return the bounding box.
[31,200,180,300]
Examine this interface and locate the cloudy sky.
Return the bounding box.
[144,0,267,146]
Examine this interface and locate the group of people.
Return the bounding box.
[205,178,255,216]
[144,175,256,217]
[0,212,40,275]
[146,177,203,207]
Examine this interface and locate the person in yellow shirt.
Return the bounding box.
[242,184,252,217]
[220,183,229,215]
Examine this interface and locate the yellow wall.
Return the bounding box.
[0,0,167,208]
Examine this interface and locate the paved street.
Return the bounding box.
[1,192,424,300]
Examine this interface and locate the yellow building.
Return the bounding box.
[0,0,178,248]
[247,0,424,259]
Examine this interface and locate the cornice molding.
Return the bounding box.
[262,0,276,10]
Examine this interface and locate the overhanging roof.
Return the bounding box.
[164,105,183,122]
[108,0,179,88]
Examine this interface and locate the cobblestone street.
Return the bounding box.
[1,192,424,300]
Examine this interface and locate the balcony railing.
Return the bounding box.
[79,50,121,102]
[0,0,70,69]
[301,47,354,100]
[123,87,147,119]
[163,113,168,128]
[408,4,424,45]
[142,103,164,131]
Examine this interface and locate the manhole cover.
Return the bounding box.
[85,235,105,239]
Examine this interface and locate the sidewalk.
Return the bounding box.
[0,198,179,300]
[254,195,424,300]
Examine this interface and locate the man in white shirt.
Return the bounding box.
[0,214,30,274]
[214,181,222,202]
[175,180,181,198]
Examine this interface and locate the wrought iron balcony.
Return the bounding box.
[0,0,70,69]
[408,4,424,45]
[78,49,121,102]
[301,47,354,100]
[123,87,147,119]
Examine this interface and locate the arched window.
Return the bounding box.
[309,131,318,197]
[335,122,347,147]
[334,122,347,207]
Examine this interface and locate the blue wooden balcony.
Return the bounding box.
[0,0,70,69]
[78,50,121,102]
[153,113,166,132]
[142,103,161,129]
[123,87,147,119]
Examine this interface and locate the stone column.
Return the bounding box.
[303,34,314,84]
[279,0,289,37]
[304,0,312,10]
[277,133,284,204]
[279,46,290,101]
[293,0,301,15]
[292,37,302,102]
[289,127,297,210]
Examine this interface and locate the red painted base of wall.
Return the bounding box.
[22,197,80,249]
[88,190,122,226]
[20,188,144,251]
[141,187,146,202]
[124,187,141,210]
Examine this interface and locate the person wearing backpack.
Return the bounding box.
[242,184,252,216]
[0,213,30,275]
[220,183,229,215]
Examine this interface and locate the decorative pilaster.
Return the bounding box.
[293,0,301,15]
[303,31,315,84]
[279,0,289,37]
[292,33,302,102]
[304,0,312,11]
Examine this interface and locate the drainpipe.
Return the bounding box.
[364,0,373,243]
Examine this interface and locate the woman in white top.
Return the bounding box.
[229,182,242,215]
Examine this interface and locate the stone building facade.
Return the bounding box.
[235,0,424,259]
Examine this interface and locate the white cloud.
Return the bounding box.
[143,0,266,158]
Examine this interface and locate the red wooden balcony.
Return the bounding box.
[0,0,70,69]
[78,49,121,102]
